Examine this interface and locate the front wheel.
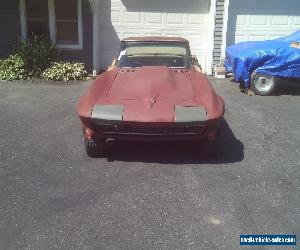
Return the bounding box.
[251,71,277,96]
[84,138,105,157]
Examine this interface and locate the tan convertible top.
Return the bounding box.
[122,36,188,43]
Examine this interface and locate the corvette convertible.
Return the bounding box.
[76,37,225,157]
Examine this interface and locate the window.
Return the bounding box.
[55,0,79,45]
[25,0,49,38]
[20,0,83,49]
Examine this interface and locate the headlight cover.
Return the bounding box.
[91,105,124,123]
[175,106,206,123]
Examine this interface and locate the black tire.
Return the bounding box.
[251,71,277,96]
[84,138,105,157]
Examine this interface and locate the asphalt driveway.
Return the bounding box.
[0,78,299,249]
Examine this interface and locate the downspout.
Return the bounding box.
[221,0,230,60]
[19,0,27,38]
[207,0,217,75]
[89,0,99,76]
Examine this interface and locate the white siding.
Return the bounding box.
[227,0,300,46]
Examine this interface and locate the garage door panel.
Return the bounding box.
[247,35,267,42]
[272,16,289,25]
[111,10,121,24]
[294,17,300,25]
[250,15,268,26]
[145,13,163,25]
[124,12,142,24]
[166,13,185,25]
[99,0,210,70]
[187,14,205,25]
[269,34,286,40]
[234,35,246,44]
[235,15,246,26]
[227,0,300,46]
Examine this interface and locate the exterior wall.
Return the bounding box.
[212,0,225,65]
[60,0,93,72]
[0,0,299,72]
[0,0,21,58]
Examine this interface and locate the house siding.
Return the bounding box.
[212,0,225,65]
[60,0,93,72]
[0,0,21,58]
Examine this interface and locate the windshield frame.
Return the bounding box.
[116,41,192,69]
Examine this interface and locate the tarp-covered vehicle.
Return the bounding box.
[225,30,300,95]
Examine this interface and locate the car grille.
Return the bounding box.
[96,123,206,135]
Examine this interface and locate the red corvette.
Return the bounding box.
[77,37,225,157]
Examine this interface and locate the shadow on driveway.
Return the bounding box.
[274,79,300,96]
[103,119,244,164]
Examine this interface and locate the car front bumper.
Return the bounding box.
[87,119,222,142]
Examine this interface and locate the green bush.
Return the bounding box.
[0,36,88,82]
[0,36,59,81]
[15,36,59,78]
[41,62,87,81]
[0,55,28,80]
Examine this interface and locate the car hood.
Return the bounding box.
[77,66,224,123]
[105,66,194,102]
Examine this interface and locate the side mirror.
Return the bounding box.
[191,55,202,72]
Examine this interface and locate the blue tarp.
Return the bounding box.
[225,30,300,88]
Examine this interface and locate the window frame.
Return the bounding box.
[20,0,83,50]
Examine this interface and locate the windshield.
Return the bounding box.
[116,41,191,68]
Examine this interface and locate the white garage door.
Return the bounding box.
[98,0,211,71]
[227,0,300,46]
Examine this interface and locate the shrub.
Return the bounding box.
[0,37,89,82]
[0,55,28,80]
[41,62,87,81]
[15,36,59,78]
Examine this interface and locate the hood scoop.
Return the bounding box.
[118,69,136,73]
[171,69,189,73]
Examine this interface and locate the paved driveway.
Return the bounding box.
[0,78,299,249]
